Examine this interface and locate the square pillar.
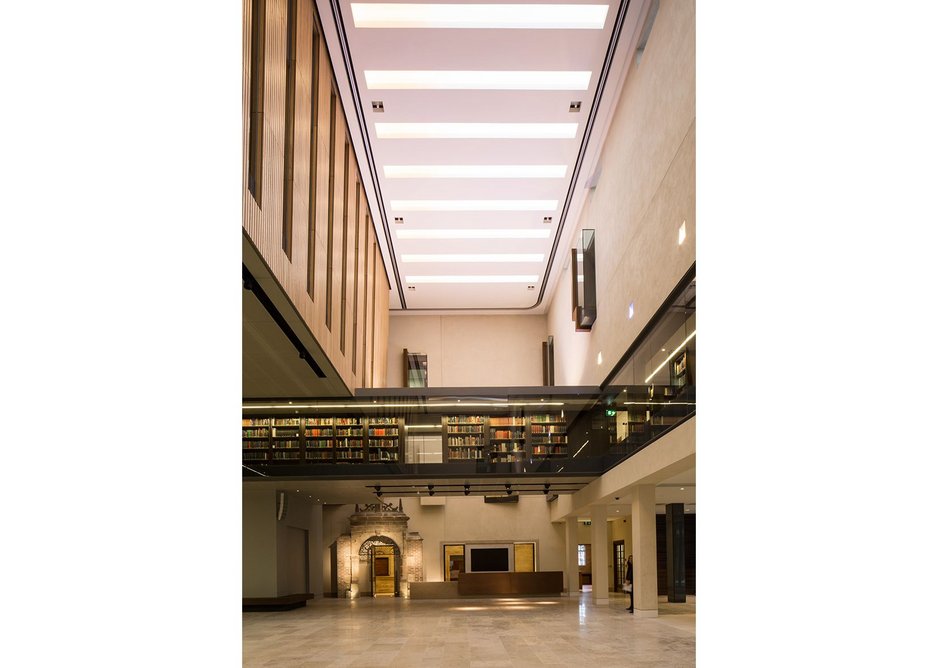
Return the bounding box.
[309,503,323,599]
[565,516,579,595]
[590,505,609,604]
[631,484,658,617]
[666,503,686,602]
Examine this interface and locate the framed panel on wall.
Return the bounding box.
[443,544,465,581]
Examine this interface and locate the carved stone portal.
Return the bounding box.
[335,502,423,598]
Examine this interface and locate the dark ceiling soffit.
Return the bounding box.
[243,263,327,379]
[328,0,632,312]
[598,261,696,391]
[326,0,406,308]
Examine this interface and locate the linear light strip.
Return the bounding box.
[391,200,557,211]
[402,253,544,263]
[350,4,610,30]
[364,70,592,90]
[643,330,697,383]
[243,402,566,409]
[375,122,577,139]
[406,275,538,284]
[395,229,551,239]
[383,165,567,179]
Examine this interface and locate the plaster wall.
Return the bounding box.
[242,488,278,597]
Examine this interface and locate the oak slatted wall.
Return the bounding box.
[243,0,391,391]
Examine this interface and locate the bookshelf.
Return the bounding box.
[336,417,366,462]
[528,414,568,458]
[271,418,302,461]
[489,417,526,463]
[444,416,486,462]
[243,418,271,461]
[367,417,400,462]
[304,417,335,462]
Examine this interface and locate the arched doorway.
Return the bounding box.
[359,535,401,597]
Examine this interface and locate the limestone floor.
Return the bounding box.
[243,593,695,667]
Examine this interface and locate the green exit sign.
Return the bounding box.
[605,409,616,417]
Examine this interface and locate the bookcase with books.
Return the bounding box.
[367,417,400,462]
[489,417,527,463]
[304,417,335,462]
[271,417,302,461]
[336,417,366,462]
[242,418,271,461]
[528,414,568,458]
[443,415,486,462]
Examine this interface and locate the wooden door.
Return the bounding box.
[372,545,396,596]
[613,540,625,592]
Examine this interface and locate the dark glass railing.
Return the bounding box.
[242,270,695,480]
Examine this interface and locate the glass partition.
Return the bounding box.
[242,272,695,480]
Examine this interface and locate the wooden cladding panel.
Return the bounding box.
[242,0,391,391]
[373,258,390,388]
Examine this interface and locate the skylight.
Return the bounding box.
[401,253,544,263]
[395,229,551,239]
[364,70,592,90]
[383,165,567,179]
[390,200,557,211]
[350,4,609,30]
[375,122,578,139]
[405,275,540,284]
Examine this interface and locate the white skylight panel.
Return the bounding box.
[383,165,567,179]
[401,253,544,263]
[364,70,592,90]
[390,200,557,211]
[350,4,609,30]
[395,229,551,239]
[405,275,540,284]
[375,123,578,139]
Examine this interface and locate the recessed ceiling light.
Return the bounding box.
[390,200,557,211]
[365,70,591,90]
[375,122,577,139]
[350,3,610,30]
[383,165,566,179]
[402,253,544,263]
[395,229,550,239]
[405,275,539,284]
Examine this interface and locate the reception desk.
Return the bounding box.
[457,571,563,596]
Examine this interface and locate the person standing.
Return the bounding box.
[625,555,634,613]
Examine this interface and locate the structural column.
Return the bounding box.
[565,516,579,596]
[309,502,324,599]
[666,502,686,602]
[631,485,658,617]
[590,505,609,604]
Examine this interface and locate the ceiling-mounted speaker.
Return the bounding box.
[585,164,602,190]
[277,491,288,521]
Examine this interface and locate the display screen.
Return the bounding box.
[469,547,510,572]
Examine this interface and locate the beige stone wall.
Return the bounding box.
[386,314,548,387]
[547,0,696,385]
